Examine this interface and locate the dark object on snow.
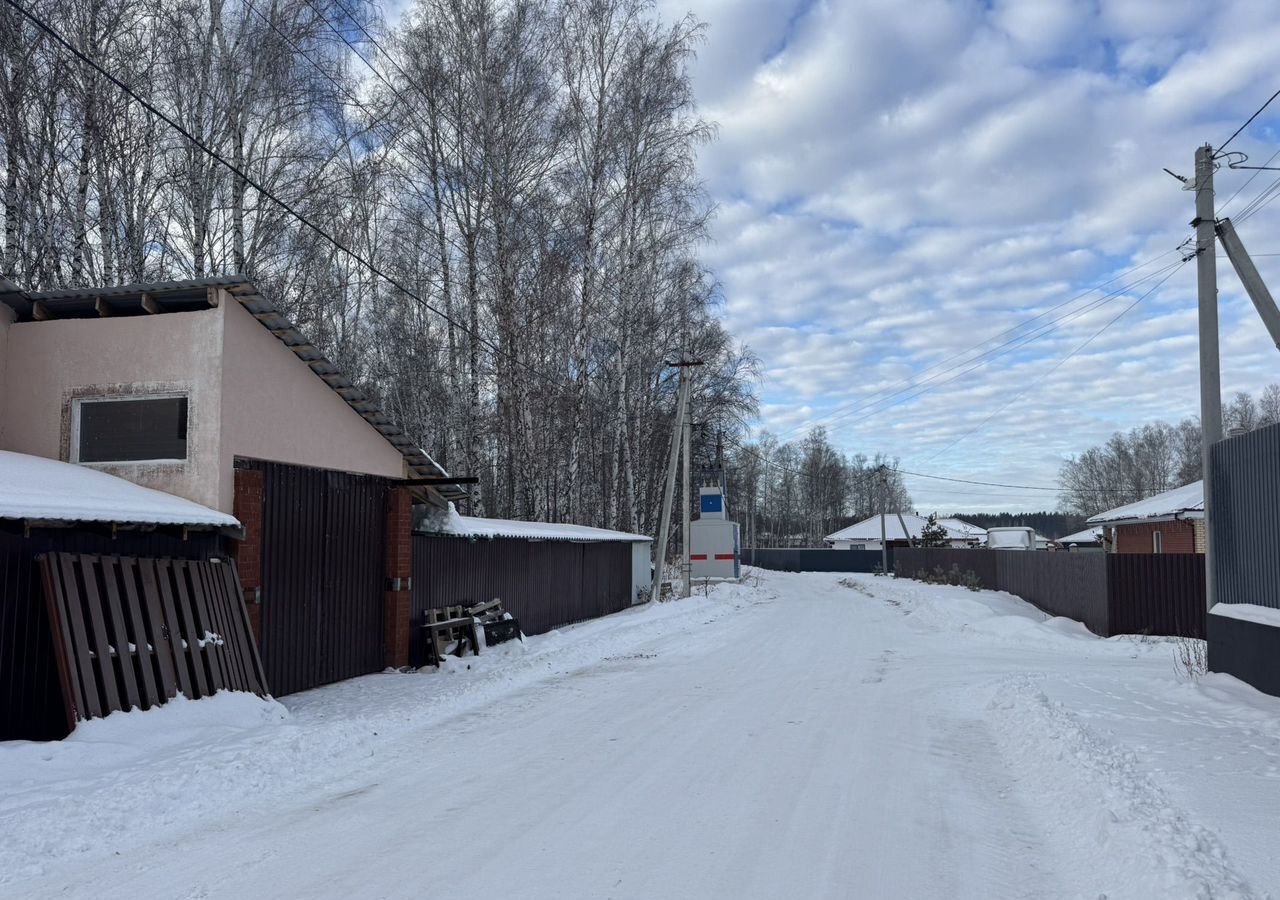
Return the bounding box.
[483,618,521,646]
[38,552,267,732]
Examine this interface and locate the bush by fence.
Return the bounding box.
[894,548,1205,638]
[742,548,891,573]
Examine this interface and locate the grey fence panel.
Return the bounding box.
[893,549,998,590]
[996,552,1110,636]
[1211,422,1280,612]
[741,548,890,573]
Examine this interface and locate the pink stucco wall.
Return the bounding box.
[0,292,407,514]
[0,308,225,508]
[217,294,405,511]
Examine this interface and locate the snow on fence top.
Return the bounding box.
[0,450,239,529]
[1087,480,1204,527]
[419,502,650,543]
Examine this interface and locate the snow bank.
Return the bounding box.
[0,450,238,528]
[1210,602,1280,629]
[987,676,1257,899]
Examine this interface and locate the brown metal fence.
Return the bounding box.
[998,551,1109,635]
[1107,554,1206,638]
[895,548,1204,638]
[0,524,223,741]
[411,534,633,666]
[245,460,388,696]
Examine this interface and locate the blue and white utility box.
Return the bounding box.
[690,486,741,580]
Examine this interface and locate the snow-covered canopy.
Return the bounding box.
[825,514,981,543]
[420,503,650,543]
[1087,481,1204,527]
[0,450,239,529]
[1057,527,1103,545]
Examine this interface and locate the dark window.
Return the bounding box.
[77,396,188,463]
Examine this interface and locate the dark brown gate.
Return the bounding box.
[245,461,388,696]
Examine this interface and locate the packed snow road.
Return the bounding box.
[2,571,1278,899]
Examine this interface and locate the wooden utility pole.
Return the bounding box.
[1193,144,1222,610]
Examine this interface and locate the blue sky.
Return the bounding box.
[389,0,1280,512]
[656,0,1280,512]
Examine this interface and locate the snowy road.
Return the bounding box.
[3,571,1278,899]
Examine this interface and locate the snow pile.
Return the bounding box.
[0,450,238,528]
[419,501,650,542]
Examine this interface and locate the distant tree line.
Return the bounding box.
[726,427,911,548]
[1058,384,1280,517]
[943,511,1087,540]
[0,0,758,533]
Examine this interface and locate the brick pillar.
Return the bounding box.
[384,487,413,669]
[230,468,265,645]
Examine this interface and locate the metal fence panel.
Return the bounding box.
[996,551,1110,636]
[1107,554,1206,638]
[247,460,388,697]
[741,548,891,573]
[1211,422,1280,611]
[410,535,632,666]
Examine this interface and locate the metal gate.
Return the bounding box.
[245,461,388,696]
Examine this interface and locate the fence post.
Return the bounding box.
[383,487,413,669]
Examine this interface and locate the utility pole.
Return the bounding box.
[878,466,888,576]
[1193,143,1222,610]
[651,356,701,603]
[681,377,694,599]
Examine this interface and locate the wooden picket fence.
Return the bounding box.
[38,552,267,731]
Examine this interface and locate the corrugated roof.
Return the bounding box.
[1057,527,1103,545]
[1,276,466,503]
[1087,481,1204,526]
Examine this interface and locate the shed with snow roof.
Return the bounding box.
[0,451,238,741]
[1087,481,1204,555]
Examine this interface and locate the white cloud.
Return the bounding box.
[677,0,1280,511]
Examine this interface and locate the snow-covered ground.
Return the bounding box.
[2,570,1278,899]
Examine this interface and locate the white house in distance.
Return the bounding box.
[824,514,986,551]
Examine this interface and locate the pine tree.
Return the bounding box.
[919,513,949,548]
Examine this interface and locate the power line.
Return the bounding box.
[919,261,1186,461]
[3,0,575,398]
[772,259,1186,442]
[766,249,1184,443]
[1216,86,1280,156]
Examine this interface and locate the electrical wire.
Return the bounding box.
[770,259,1186,442]
[1,0,591,401]
[919,261,1186,461]
[1216,86,1280,157]
[765,249,1184,444]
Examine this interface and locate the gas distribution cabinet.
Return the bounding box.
[690,486,741,580]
